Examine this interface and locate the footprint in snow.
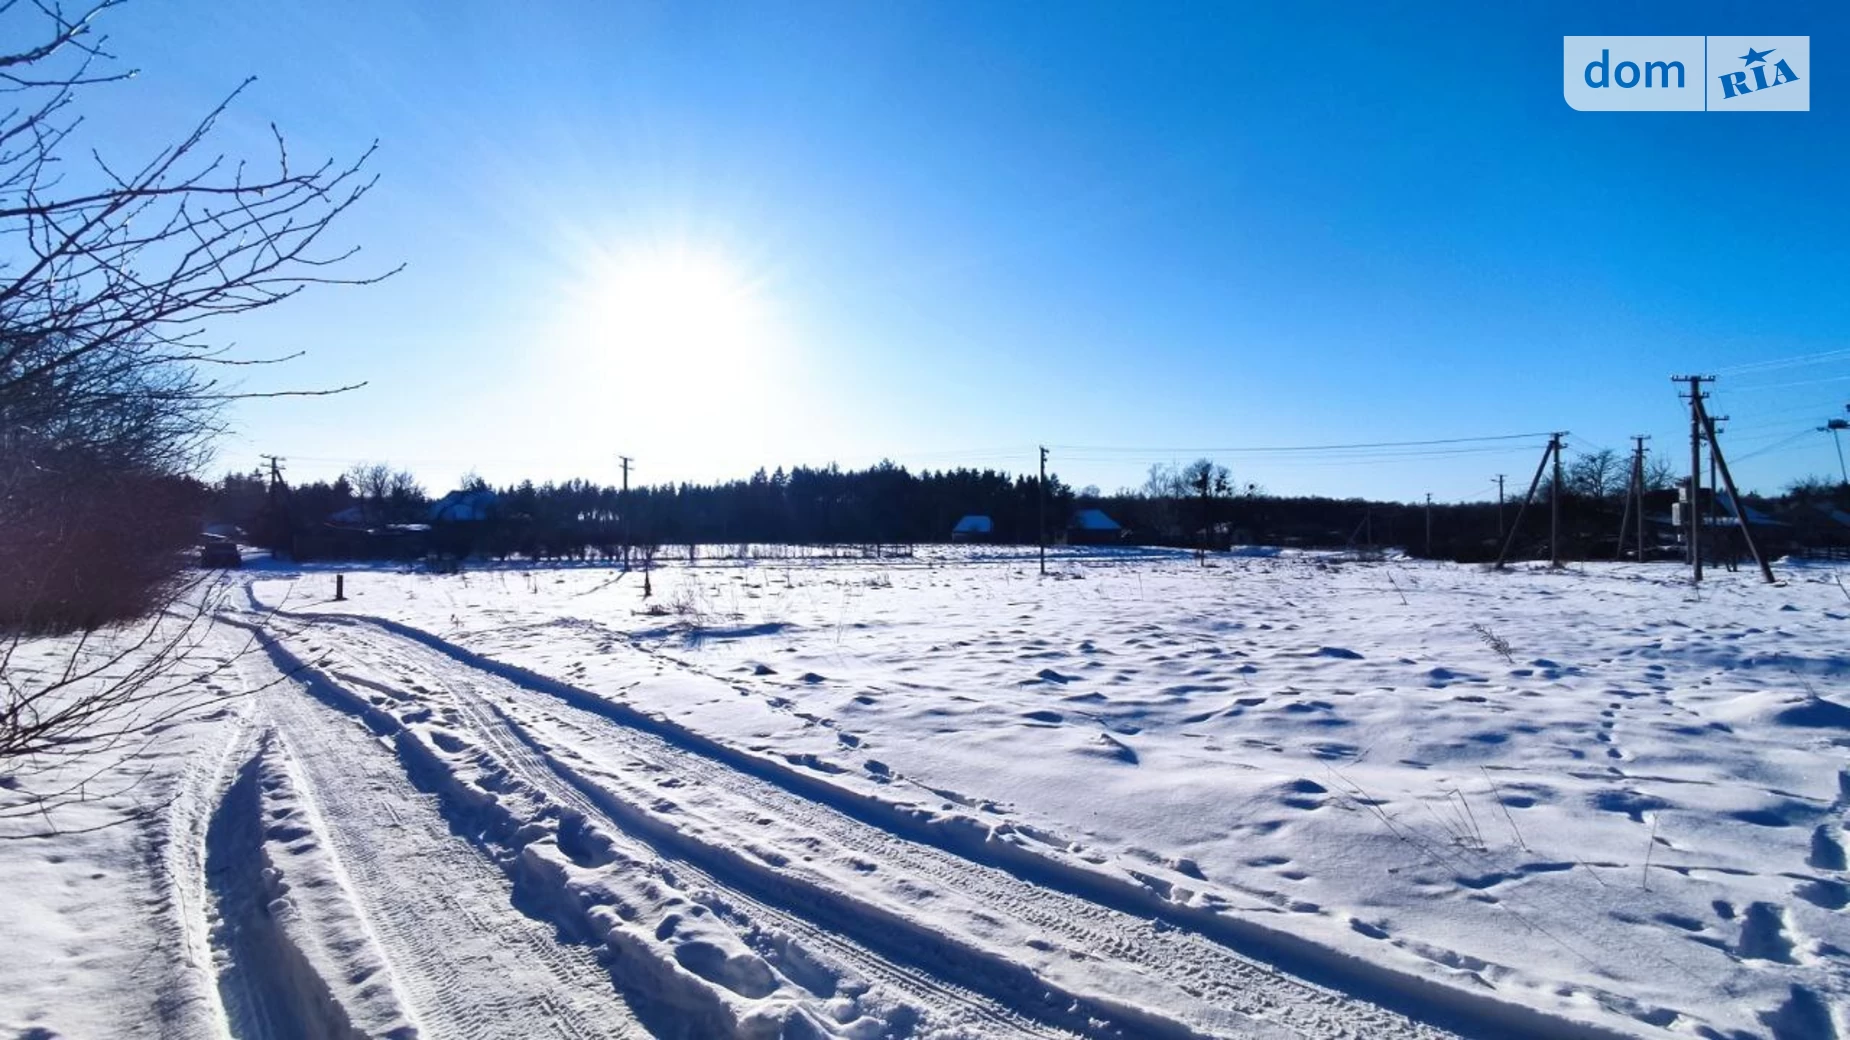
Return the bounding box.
[1737,902,1795,963]
[1808,825,1846,870]
[1759,985,1836,1040]
[1793,877,1848,911]
[1350,919,1390,940]
[1086,733,1138,765]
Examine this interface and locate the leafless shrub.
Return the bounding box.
[1429,787,1488,853]
[1469,623,1515,664]
[668,580,714,629]
[0,580,308,836]
[1,0,388,826]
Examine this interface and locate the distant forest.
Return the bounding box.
[205,453,1850,565]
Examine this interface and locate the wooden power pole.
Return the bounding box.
[1696,395,1776,584]
[618,454,632,568]
[1673,376,1708,582]
[1038,445,1049,576]
[1424,492,1433,557]
[260,454,290,558]
[1706,414,1728,534]
[1494,474,1505,539]
[1494,434,1565,570]
[1549,432,1564,567]
[1615,435,1649,561]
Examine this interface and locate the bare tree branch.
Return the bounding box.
[0,0,392,828]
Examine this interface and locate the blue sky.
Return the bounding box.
[82,1,1850,501]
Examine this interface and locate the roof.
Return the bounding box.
[431,488,497,523]
[1070,508,1121,531]
[951,514,993,534]
[1715,492,1785,527]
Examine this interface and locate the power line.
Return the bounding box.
[1714,373,1850,394]
[1049,431,1551,455]
[1055,443,1546,466]
[1733,428,1821,463]
[1714,346,1850,376]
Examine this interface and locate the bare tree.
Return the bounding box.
[344,462,395,503]
[1183,457,1231,564]
[0,8,392,405]
[343,462,422,523]
[1566,449,1621,501]
[1644,455,1675,492]
[1,1,390,827]
[1142,462,1188,499]
[387,468,425,512]
[1131,462,1188,539]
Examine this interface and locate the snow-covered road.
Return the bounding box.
[218,646,643,1040]
[232,605,1467,1039]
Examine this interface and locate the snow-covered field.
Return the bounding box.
[4,547,1846,1039]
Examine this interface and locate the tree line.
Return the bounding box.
[213,461,1077,561]
[205,449,1850,565]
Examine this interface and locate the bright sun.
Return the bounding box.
[567,243,776,375]
[544,238,797,465]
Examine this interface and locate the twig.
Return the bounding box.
[1642,815,1659,890]
[1480,767,1528,851]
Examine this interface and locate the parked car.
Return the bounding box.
[198,541,242,568]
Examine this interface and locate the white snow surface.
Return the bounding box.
[4,547,1847,1039]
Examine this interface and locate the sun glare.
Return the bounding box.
[566,243,777,376]
[544,239,799,467]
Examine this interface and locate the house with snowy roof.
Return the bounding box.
[1067,508,1124,545]
[950,515,993,542]
[430,488,498,523]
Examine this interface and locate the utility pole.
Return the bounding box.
[1494,434,1565,571]
[1821,418,1849,485]
[1494,474,1505,539]
[1038,445,1048,576]
[1628,436,1649,561]
[260,454,285,498]
[260,455,289,559]
[1615,447,1635,563]
[618,454,633,569]
[1548,432,1565,568]
[1673,375,1709,583]
[1424,492,1433,557]
[1707,414,1728,533]
[1697,394,1775,584]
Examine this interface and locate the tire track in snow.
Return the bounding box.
[250,612,1081,1039]
[437,669,1074,1040]
[206,732,349,1040]
[148,684,255,1040]
[227,647,644,1040]
[298,614,1467,1040]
